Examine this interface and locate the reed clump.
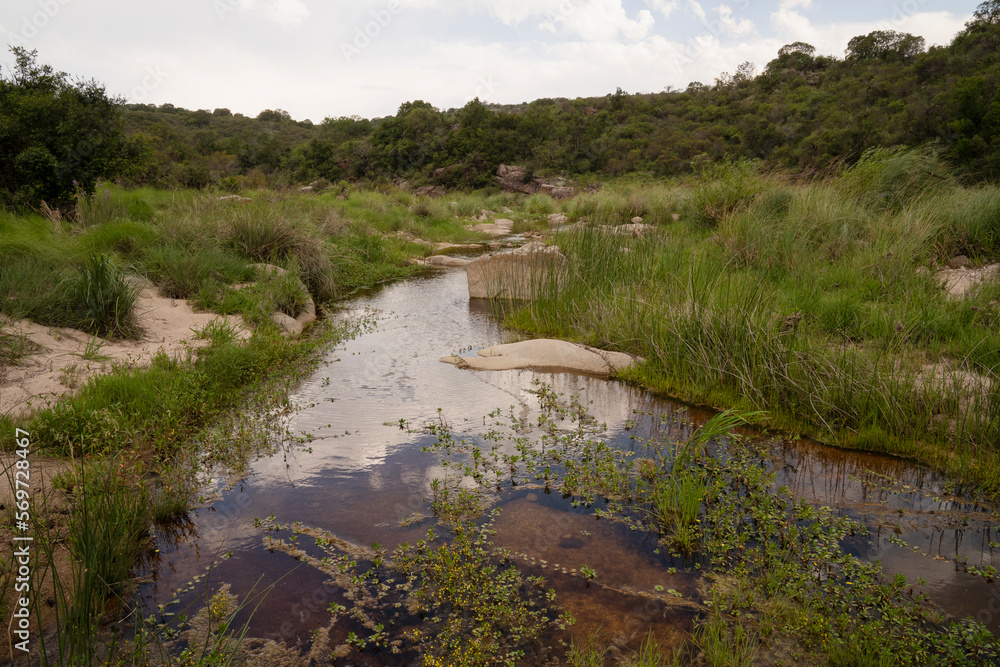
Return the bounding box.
[510,149,1000,492]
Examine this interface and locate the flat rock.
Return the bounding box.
[433,242,483,253]
[467,242,566,299]
[396,232,435,248]
[471,218,515,237]
[440,339,639,376]
[547,213,569,226]
[935,263,1000,299]
[425,255,471,268]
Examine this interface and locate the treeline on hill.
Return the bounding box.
[3,0,1000,209]
[117,1,1000,192]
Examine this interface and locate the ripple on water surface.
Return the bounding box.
[141,267,1000,657]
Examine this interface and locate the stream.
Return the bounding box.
[139,263,1000,661]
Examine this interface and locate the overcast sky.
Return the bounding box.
[0,0,984,123]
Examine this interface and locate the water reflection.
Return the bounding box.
[141,265,1000,654]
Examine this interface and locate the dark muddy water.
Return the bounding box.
[139,266,1000,658]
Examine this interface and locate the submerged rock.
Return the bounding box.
[467,242,566,299]
[440,339,639,376]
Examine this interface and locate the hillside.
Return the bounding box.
[119,2,1000,190]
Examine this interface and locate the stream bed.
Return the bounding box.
[139,265,1000,662]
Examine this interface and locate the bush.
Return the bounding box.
[145,247,254,300]
[226,207,301,261]
[686,155,769,226]
[840,146,955,212]
[66,253,142,339]
[0,48,137,211]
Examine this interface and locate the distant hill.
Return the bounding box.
[122,0,1000,189]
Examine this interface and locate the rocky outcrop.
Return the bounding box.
[495,165,536,194]
[495,165,577,199]
[467,242,566,300]
[414,185,446,197]
[440,339,639,376]
[540,184,576,199]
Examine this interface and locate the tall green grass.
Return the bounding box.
[0,252,141,339]
[507,153,1000,491]
[1,184,498,329]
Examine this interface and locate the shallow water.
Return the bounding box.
[140,266,1000,658]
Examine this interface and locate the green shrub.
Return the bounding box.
[686,156,769,226]
[840,146,955,212]
[79,220,159,260]
[66,253,141,339]
[226,207,301,261]
[66,464,151,636]
[145,247,254,299]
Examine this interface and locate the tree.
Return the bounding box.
[970,0,1000,26]
[733,61,757,84]
[256,108,292,122]
[0,47,134,211]
[768,42,817,73]
[846,31,925,62]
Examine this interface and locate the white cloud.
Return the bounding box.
[554,1,656,42]
[716,5,755,36]
[687,0,707,22]
[876,10,968,47]
[770,3,815,42]
[770,5,968,56]
[394,0,655,42]
[644,0,680,19]
[239,0,311,28]
[0,0,984,122]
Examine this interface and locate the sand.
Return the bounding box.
[1,283,249,419]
